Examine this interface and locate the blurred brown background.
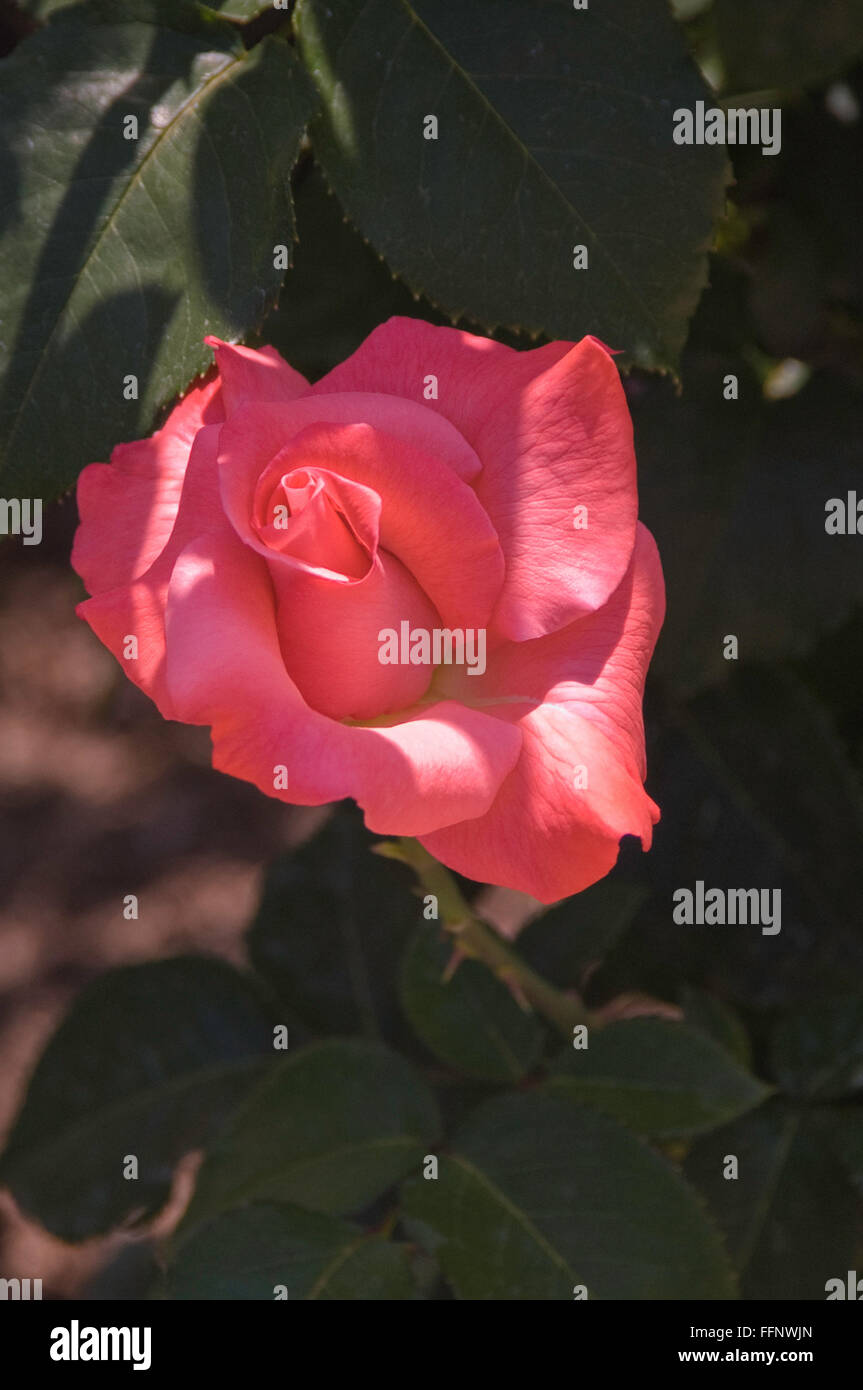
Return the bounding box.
[0,500,303,1296]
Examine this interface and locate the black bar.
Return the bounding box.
[0,1299,857,1375]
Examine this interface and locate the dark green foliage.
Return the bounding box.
[0,958,276,1240]
[295,0,729,370]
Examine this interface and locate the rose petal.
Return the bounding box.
[312,316,569,443]
[313,318,637,638]
[219,411,503,628]
[225,386,482,482]
[420,701,659,904]
[253,462,380,579]
[76,423,230,716]
[72,374,222,596]
[204,337,309,413]
[164,532,523,835]
[435,524,665,780]
[475,338,638,639]
[273,545,442,722]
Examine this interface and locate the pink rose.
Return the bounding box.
[72,319,664,903]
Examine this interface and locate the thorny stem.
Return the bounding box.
[376,838,592,1038]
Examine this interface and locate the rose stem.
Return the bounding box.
[375,837,592,1038]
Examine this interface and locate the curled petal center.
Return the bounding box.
[252,457,377,581]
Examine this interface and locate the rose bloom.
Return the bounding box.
[73,319,664,903]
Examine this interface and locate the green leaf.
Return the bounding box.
[402,1092,736,1299]
[168,1203,416,1299]
[182,1039,440,1231]
[678,671,863,948]
[398,925,544,1083]
[246,805,417,1043]
[635,320,863,694]
[682,985,753,1069]
[734,103,863,371]
[824,1107,863,1195]
[547,1018,769,1138]
[770,996,863,1101]
[714,0,863,92]
[0,957,275,1241]
[17,0,74,14]
[258,163,452,381]
[295,0,729,369]
[517,879,647,990]
[19,1,243,28]
[0,8,318,499]
[685,1099,857,1299]
[259,161,543,380]
[607,666,863,1012]
[204,0,281,20]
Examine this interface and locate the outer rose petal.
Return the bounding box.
[436,525,665,781]
[419,704,659,904]
[312,316,570,442]
[72,374,223,596]
[76,423,231,717]
[272,392,484,483]
[164,533,522,836]
[474,338,638,639]
[204,337,309,413]
[313,318,637,638]
[422,528,665,900]
[78,577,175,713]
